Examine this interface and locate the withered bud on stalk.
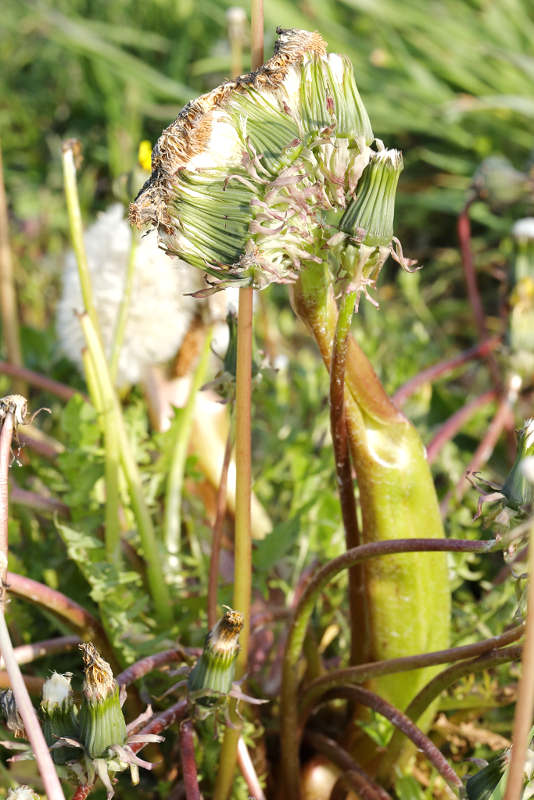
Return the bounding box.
[0,688,25,738]
[188,607,244,702]
[40,672,79,765]
[78,642,126,759]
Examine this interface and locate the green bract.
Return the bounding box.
[188,607,243,704]
[129,28,406,304]
[78,643,127,759]
[40,672,79,765]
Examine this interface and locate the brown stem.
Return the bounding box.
[504,522,534,800]
[299,623,524,719]
[0,147,24,396]
[6,571,114,666]
[330,291,364,666]
[457,203,502,392]
[0,361,82,403]
[440,392,514,515]
[0,671,43,694]
[180,719,201,800]
[393,338,500,406]
[0,407,65,800]
[117,646,191,687]
[9,482,70,517]
[317,685,462,792]
[17,430,64,460]
[381,645,522,780]
[426,390,497,464]
[304,730,391,800]
[4,635,78,669]
[208,423,234,628]
[131,699,188,750]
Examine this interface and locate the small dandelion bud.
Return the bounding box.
[336,148,403,300]
[0,689,25,739]
[502,418,534,509]
[188,608,244,702]
[472,156,529,210]
[78,643,126,759]
[6,787,41,800]
[40,672,79,765]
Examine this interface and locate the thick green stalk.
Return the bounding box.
[80,314,172,625]
[292,262,449,709]
[164,327,213,567]
[109,230,138,385]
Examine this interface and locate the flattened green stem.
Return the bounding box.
[299,623,524,720]
[279,537,490,800]
[80,314,173,625]
[164,327,213,566]
[109,230,138,385]
[330,290,365,666]
[381,645,522,783]
[61,142,100,337]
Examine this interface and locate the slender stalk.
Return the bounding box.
[164,327,212,568]
[81,348,104,414]
[0,671,43,694]
[117,646,191,687]
[393,337,500,406]
[427,390,497,464]
[72,786,92,800]
[0,361,81,402]
[180,719,201,800]
[80,314,172,624]
[381,645,522,780]
[330,290,364,666]
[316,685,462,793]
[214,5,262,796]
[237,736,266,800]
[6,571,112,662]
[304,731,393,800]
[0,408,65,800]
[1,635,79,669]
[0,146,24,395]
[132,699,188,748]
[109,230,138,384]
[9,483,70,517]
[440,388,515,515]
[299,623,524,719]
[208,419,235,628]
[61,141,100,336]
[504,520,534,800]
[279,537,493,800]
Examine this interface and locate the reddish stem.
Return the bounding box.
[440,393,513,514]
[426,389,497,464]
[304,731,391,800]
[117,646,192,687]
[393,338,500,406]
[131,699,188,750]
[180,718,201,800]
[71,786,92,800]
[9,482,70,516]
[237,736,266,800]
[457,204,502,391]
[0,671,43,693]
[6,571,113,666]
[17,432,64,460]
[318,685,462,791]
[0,362,83,402]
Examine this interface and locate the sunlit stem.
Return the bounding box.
[164,327,213,569]
[109,230,138,385]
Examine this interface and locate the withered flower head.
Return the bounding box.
[0,689,25,739]
[188,607,244,701]
[40,672,79,765]
[130,28,389,299]
[78,643,127,759]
